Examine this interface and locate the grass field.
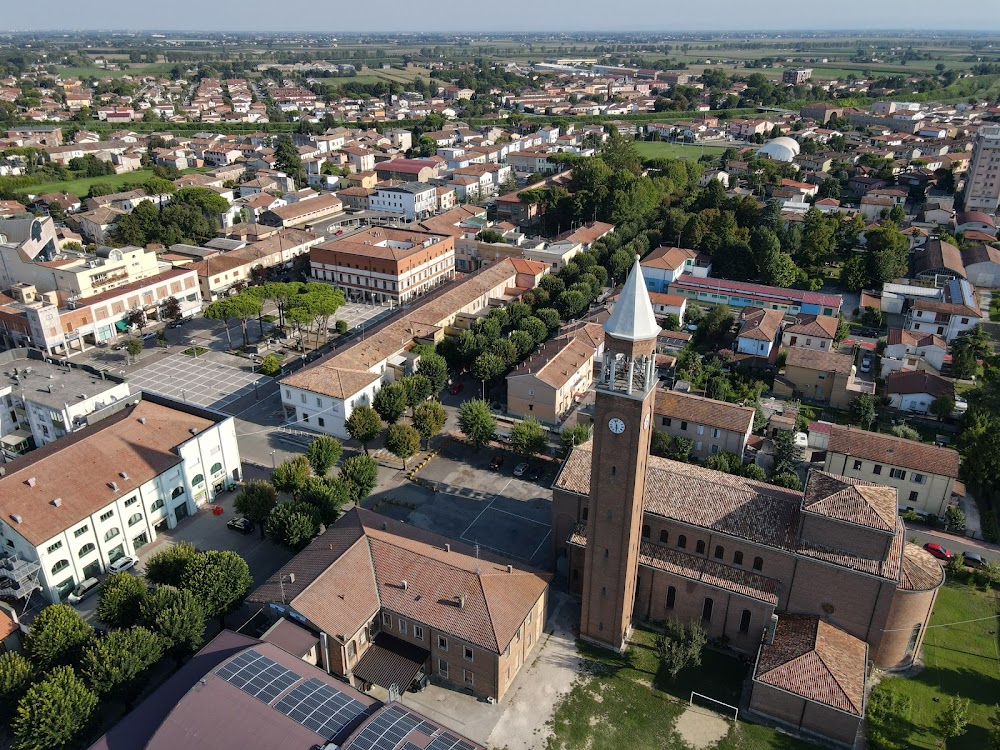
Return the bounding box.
[634,141,727,161]
[13,166,210,198]
[546,627,812,750]
[877,583,1000,750]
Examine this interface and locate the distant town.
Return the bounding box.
[0,28,996,750]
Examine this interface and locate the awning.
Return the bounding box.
[114,320,128,332]
[353,632,429,691]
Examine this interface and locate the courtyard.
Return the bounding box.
[126,350,272,411]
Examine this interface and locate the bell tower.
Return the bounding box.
[580,256,661,652]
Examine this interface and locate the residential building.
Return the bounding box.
[882,328,948,376]
[0,396,241,604]
[373,158,439,183]
[912,238,966,283]
[822,424,960,515]
[88,630,485,750]
[887,370,955,414]
[309,227,455,305]
[0,356,131,458]
[668,276,843,316]
[904,279,980,342]
[506,336,597,423]
[964,124,1000,212]
[961,244,1000,288]
[259,194,343,228]
[551,260,941,748]
[955,211,996,237]
[639,246,711,293]
[368,182,437,221]
[249,508,549,702]
[773,346,873,409]
[653,389,755,461]
[736,308,784,357]
[781,314,839,351]
[782,68,813,85]
[281,258,546,440]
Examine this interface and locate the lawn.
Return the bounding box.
[877,583,1000,750]
[634,141,728,162]
[546,626,813,750]
[15,169,158,198]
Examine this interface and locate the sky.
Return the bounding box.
[5,0,1000,33]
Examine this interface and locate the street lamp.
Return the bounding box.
[270,450,276,469]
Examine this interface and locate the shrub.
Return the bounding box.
[982,510,1000,543]
[335,320,348,335]
[943,505,967,534]
[259,353,281,377]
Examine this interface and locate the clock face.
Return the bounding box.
[608,417,626,434]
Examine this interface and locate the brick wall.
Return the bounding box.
[799,514,893,561]
[875,586,939,669]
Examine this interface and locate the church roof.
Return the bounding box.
[603,257,660,342]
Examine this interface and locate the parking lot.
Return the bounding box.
[126,351,272,410]
[366,440,555,568]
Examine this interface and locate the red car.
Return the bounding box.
[923,542,953,561]
[449,382,464,395]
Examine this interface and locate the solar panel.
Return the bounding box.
[274,677,368,739]
[347,705,422,750]
[427,734,477,750]
[416,721,438,736]
[216,649,301,704]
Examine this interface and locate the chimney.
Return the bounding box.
[109,481,119,492]
[382,521,388,530]
[51,498,62,508]
[457,594,466,609]
[119,472,129,480]
[444,543,450,552]
[138,416,146,424]
[26,477,36,488]
[401,580,408,590]
[507,564,513,573]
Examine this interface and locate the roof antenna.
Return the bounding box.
[475,542,480,559]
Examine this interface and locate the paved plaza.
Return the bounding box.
[126,351,272,411]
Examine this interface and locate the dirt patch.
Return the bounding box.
[673,706,730,750]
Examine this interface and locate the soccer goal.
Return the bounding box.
[689,692,739,722]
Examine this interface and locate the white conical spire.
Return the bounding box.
[603,256,661,342]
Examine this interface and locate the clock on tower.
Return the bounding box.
[580,256,661,653]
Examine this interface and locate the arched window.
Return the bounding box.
[641,524,650,538]
[733,551,744,565]
[78,543,96,559]
[171,486,184,499]
[51,559,69,575]
[753,556,764,571]
[702,597,714,622]
[104,528,120,542]
[714,545,724,560]
[659,529,668,544]
[128,513,143,527]
[192,474,205,486]
[210,462,223,475]
[677,535,687,549]
[739,610,752,633]
[666,586,676,610]
[696,540,706,555]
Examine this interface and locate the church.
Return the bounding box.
[551,258,944,747]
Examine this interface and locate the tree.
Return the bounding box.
[203,298,236,349]
[662,314,681,332]
[850,392,880,429]
[12,666,98,750]
[401,374,433,412]
[931,395,956,421]
[373,382,407,424]
[510,417,548,458]
[936,696,971,748]
[267,502,321,551]
[124,337,143,364]
[741,463,767,481]
[560,424,591,453]
[865,222,910,286]
[234,479,278,538]
[472,352,506,396]
[653,618,707,678]
[412,400,447,450]
[339,454,379,503]
[458,399,497,450]
[770,471,803,490]
[24,604,92,672]
[0,652,33,722]
[144,541,198,587]
[259,353,281,376]
[95,572,148,629]
[297,476,351,524]
[228,293,262,346]
[989,705,1000,750]
[272,455,312,495]
[140,585,204,664]
[346,405,383,454]
[386,424,421,469]
[126,307,148,334]
[950,325,991,380]
[306,436,343,477]
[867,683,912,750]
[181,550,252,629]
[81,627,163,704]
[890,424,921,441]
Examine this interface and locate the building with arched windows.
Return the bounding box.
[0,394,240,603]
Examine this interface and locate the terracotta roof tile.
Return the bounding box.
[654,390,755,434]
[802,471,897,532]
[899,542,945,591]
[783,314,839,340]
[738,308,784,342]
[887,370,954,400]
[507,336,595,389]
[827,424,959,478]
[783,346,854,375]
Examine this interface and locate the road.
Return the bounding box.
[906,525,1000,564]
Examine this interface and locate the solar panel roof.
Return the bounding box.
[215,648,301,704]
[347,705,422,750]
[274,677,369,739]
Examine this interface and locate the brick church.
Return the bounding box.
[552,258,944,747]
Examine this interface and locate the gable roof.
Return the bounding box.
[961,244,1000,267]
[783,314,839,340]
[887,369,954,399]
[783,345,854,375]
[754,616,867,716]
[827,424,959,477]
[640,245,697,271]
[507,336,595,389]
[654,389,755,434]
[885,327,947,350]
[912,238,965,278]
[802,471,897,532]
[738,308,784,342]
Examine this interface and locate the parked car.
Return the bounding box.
[528,466,544,481]
[513,462,530,477]
[227,517,255,535]
[488,455,505,471]
[140,331,157,341]
[860,354,873,373]
[449,381,464,395]
[923,542,953,561]
[963,551,985,569]
[108,555,139,574]
[168,319,187,329]
[67,578,100,605]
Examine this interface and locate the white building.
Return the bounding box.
[0,396,241,603]
[965,124,1000,213]
[368,182,437,221]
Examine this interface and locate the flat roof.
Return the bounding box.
[0,360,127,411]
